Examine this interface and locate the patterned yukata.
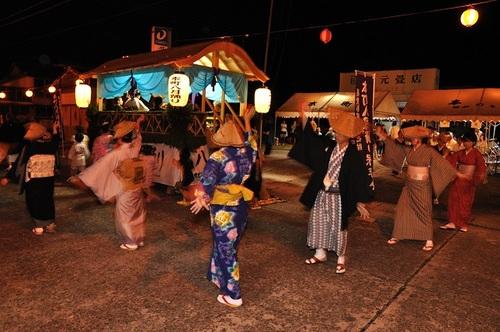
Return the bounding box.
[308,145,348,255]
[200,133,256,300]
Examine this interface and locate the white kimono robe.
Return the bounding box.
[78,135,146,245]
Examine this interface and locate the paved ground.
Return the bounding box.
[0,147,499,331]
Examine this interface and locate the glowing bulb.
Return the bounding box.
[25,89,33,98]
[0,91,6,99]
[461,7,479,27]
[48,86,56,93]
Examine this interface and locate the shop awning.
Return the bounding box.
[275,91,400,119]
[401,88,500,121]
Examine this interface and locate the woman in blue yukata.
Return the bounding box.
[190,106,256,308]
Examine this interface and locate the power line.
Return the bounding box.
[0,0,75,28]
[5,0,169,46]
[178,0,497,43]
[0,0,54,23]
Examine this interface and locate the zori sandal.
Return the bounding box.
[422,244,434,251]
[32,227,44,236]
[120,243,138,251]
[305,256,327,265]
[335,263,346,274]
[217,295,242,308]
[387,238,399,245]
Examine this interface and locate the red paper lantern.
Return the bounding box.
[320,28,332,44]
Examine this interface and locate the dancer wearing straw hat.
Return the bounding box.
[375,125,463,251]
[4,121,60,235]
[289,107,372,274]
[190,106,257,308]
[68,115,146,251]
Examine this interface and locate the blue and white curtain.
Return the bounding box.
[98,65,248,104]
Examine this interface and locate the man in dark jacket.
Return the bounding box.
[289,108,372,274]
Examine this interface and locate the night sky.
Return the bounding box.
[1,0,498,107]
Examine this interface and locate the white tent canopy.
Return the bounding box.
[275,91,401,119]
[401,88,500,121]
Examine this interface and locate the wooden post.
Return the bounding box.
[201,88,206,113]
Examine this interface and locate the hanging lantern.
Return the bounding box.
[48,85,56,93]
[0,91,6,99]
[168,72,190,107]
[254,86,271,114]
[320,28,332,44]
[460,7,479,27]
[25,89,33,98]
[75,80,91,108]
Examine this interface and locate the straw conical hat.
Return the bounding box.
[211,120,244,147]
[24,122,48,141]
[113,121,136,139]
[327,108,365,138]
[401,126,431,139]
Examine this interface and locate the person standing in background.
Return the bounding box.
[389,121,400,140]
[68,132,90,175]
[91,122,113,163]
[441,131,486,233]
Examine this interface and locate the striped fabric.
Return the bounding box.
[384,140,457,241]
[307,145,348,254]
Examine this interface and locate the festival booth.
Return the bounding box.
[401,88,500,137]
[275,91,400,134]
[401,88,500,174]
[80,40,268,186]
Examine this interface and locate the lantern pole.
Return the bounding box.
[259,0,274,150]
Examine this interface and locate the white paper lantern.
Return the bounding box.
[254,87,271,113]
[75,83,91,108]
[168,72,190,107]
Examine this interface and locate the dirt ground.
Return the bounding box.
[0,148,499,331]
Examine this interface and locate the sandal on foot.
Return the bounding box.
[32,227,44,236]
[336,263,346,274]
[387,238,399,245]
[217,295,242,308]
[440,223,456,230]
[120,243,138,251]
[44,223,57,233]
[422,244,434,251]
[305,256,327,265]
